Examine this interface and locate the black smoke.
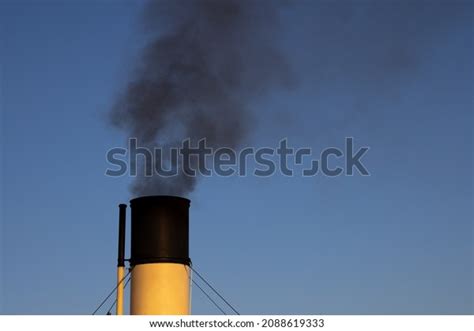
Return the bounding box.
[110,0,292,196]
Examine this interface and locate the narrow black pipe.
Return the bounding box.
[117,204,127,267]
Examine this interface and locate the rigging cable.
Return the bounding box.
[92,268,132,315]
[189,265,240,315]
[183,265,227,315]
[106,274,132,315]
[192,278,227,315]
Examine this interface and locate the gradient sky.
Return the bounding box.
[0,1,473,314]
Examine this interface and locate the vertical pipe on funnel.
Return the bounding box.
[116,204,127,315]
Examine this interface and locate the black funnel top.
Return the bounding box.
[130,195,191,266]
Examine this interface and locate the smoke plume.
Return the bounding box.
[110,0,291,196]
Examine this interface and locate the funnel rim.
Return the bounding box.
[130,195,190,205]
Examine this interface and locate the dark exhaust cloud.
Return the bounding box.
[111,1,470,197]
[110,0,292,197]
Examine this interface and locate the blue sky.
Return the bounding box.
[0,1,472,314]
